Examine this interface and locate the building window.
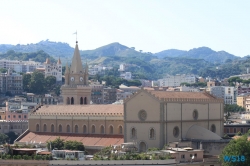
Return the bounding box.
[67,125,70,133]
[210,124,216,133]
[36,124,39,132]
[131,127,136,139]
[226,128,229,133]
[193,109,198,120]
[51,124,54,132]
[173,126,179,138]
[234,128,236,133]
[24,115,27,118]
[75,125,78,133]
[138,110,147,121]
[149,128,155,139]
[13,115,16,118]
[43,124,47,132]
[241,128,244,133]
[92,125,95,134]
[181,155,185,159]
[8,115,10,118]
[119,126,123,134]
[83,125,87,133]
[109,125,113,134]
[18,115,21,118]
[100,125,104,134]
[59,125,62,132]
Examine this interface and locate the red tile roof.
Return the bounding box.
[17,131,124,148]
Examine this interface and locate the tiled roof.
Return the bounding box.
[32,105,123,115]
[17,131,124,147]
[148,90,217,100]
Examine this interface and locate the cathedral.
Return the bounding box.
[15,41,225,154]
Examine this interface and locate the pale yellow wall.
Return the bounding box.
[125,91,160,121]
[126,123,160,149]
[237,96,245,108]
[125,91,224,150]
[29,116,123,135]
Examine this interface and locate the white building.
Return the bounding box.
[208,86,236,104]
[158,74,196,87]
[118,64,129,72]
[120,72,132,80]
[44,58,62,82]
[0,59,44,73]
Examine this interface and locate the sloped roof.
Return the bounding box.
[149,91,216,100]
[31,105,123,115]
[70,43,84,73]
[17,131,124,147]
[185,125,222,140]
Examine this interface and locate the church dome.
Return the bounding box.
[185,124,222,140]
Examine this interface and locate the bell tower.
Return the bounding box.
[61,41,91,105]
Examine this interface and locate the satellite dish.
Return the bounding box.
[192,156,194,159]
[111,150,113,154]
[115,150,117,154]
[122,145,124,149]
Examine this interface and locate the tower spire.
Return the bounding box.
[70,41,84,73]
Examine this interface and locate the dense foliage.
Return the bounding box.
[224,104,246,113]
[47,137,85,151]
[219,131,250,166]
[23,71,57,94]
[0,132,19,144]
[0,50,56,63]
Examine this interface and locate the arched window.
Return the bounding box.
[67,97,70,105]
[92,125,95,134]
[100,125,104,134]
[71,97,74,105]
[59,124,62,132]
[131,127,136,138]
[75,125,78,133]
[109,125,113,134]
[43,124,47,132]
[84,97,87,105]
[119,126,123,134]
[83,125,87,133]
[36,124,39,132]
[80,97,83,105]
[67,125,70,133]
[139,142,147,152]
[211,124,216,133]
[51,124,54,132]
[149,128,155,139]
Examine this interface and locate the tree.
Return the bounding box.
[45,76,56,90]
[219,131,250,165]
[6,131,18,144]
[29,71,45,94]
[54,85,61,96]
[224,104,246,113]
[47,137,65,151]
[64,140,85,151]
[22,73,31,92]
[0,133,8,144]
[228,77,240,87]
[0,68,7,73]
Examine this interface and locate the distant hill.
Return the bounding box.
[155,47,238,63]
[0,40,248,79]
[0,40,74,58]
[0,50,56,63]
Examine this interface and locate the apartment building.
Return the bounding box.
[158,74,196,87]
[0,59,44,73]
[0,69,23,95]
[44,58,62,82]
[208,86,237,104]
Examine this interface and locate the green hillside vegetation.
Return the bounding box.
[0,50,56,63]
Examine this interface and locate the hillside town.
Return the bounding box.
[0,41,249,166]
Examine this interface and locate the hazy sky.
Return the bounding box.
[0,0,249,56]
